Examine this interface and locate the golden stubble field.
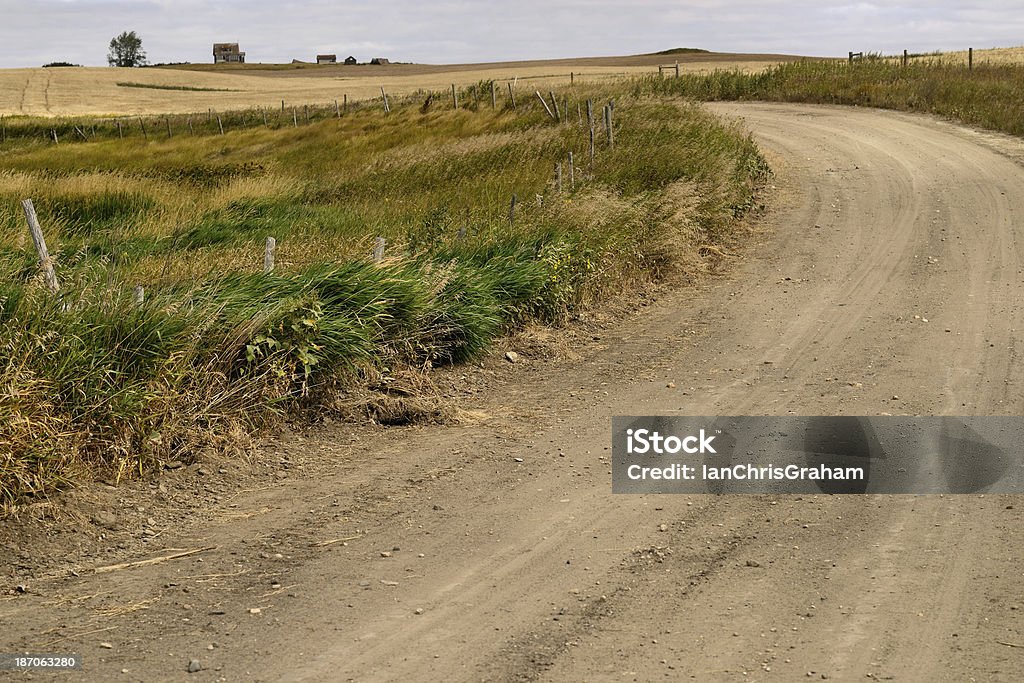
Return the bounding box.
[0,51,800,117]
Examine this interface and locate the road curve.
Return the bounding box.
[4,104,1024,682]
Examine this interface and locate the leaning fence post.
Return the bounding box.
[507,83,517,110]
[138,117,147,140]
[218,116,225,135]
[133,285,145,305]
[381,87,390,113]
[549,91,561,122]
[51,129,59,145]
[373,236,386,263]
[264,236,276,273]
[535,91,555,119]
[116,119,123,139]
[21,199,59,293]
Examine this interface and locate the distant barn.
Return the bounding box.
[370,57,390,65]
[344,55,358,65]
[213,43,245,64]
[317,54,337,65]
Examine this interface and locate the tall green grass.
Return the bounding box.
[0,86,768,508]
[637,58,1024,137]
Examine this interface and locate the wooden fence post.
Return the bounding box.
[452,83,458,109]
[292,109,298,127]
[536,91,556,119]
[509,194,517,226]
[508,83,517,110]
[381,87,390,113]
[21,199,59,293]
[587,99,595,167]
[188,117,194,135]
[373,236,386,263]
[568,151,575,189]
[165,116,172,138]
[570,71,574,85]
[675,61,680,78]
[556,162,562,193]
[491,81,496,109]
[849,51,854,65]
[604,105,614,149]
[264,236,276,273]
[969,47,973,70]
[335,99,341,117]
[116,119,123,139]
[903,49,908,67]
[344,94,348,113]
[138,117,147,139]
[133,285,145,305]
[549,91,561,122]
[262,109,268,127]
[218,116,225,135]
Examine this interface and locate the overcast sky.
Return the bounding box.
[1,1,1022,68]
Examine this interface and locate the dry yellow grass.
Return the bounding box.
[935,45,1024,64]
[890,45,1024,66]
[0,53,793,117]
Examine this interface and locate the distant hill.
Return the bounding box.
[650,48,711,56]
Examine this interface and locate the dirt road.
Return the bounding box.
[4,103,1024,681]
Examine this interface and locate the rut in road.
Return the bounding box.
[3,103,1024,683]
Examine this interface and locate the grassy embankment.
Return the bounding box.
[0,84,769,508]
[639,55,1024,137]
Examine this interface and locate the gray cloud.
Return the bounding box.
[0,1,1021,68]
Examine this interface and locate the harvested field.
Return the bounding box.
[0,51,803,116]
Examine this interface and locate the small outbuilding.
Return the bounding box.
[370,57,390,65]
[344,55,358,65]
[317,54,337,64]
